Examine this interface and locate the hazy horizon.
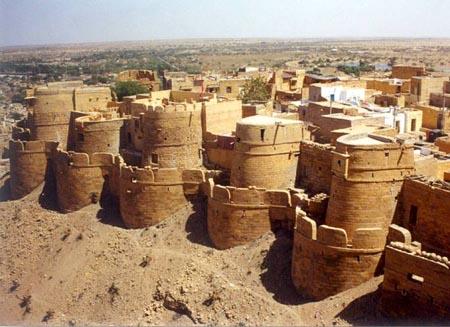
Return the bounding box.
[1,0,450,47]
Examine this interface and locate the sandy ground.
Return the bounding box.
[0,183,390,326]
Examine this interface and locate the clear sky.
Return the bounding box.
[1,0,449,46]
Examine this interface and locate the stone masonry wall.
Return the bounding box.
[230,119,309,189]
[9,140,58,199]
[296,141,334,194]
[381,225,450,318]
[141,105,202,168]
[53,150,114,212]
[394,176,450,256]
[74,114,125,155]
[291,214,385,300]
[206,182,299,249]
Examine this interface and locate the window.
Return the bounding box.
[409,205,418,226]
[226,86,232,94]
[78,133,84,142]
[151,153,158,164]
[411,118,417,131]
[260,129,265,141]
[407,273,424,284]
[395,121,400,132]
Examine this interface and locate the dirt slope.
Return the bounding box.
[0,186,386,326]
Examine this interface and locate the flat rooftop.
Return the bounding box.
[239,115,301,126]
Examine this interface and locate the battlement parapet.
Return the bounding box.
[9,139,58,154]
[332,133,415,182]
[381,225,450,318]
[9,140,59,199]
[207,181,302,249]
[295,215,385,250]
[53,149,114,212]
[118,159,212,228]
[292,214,385,300]
[210,184,295,208]
[54,150,115,167]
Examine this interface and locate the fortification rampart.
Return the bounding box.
[325,134,415,240]
[52,150,115,212]
[230,116,310,189]
[381,225,450,318]
[206,181,303,249]
[74,112,125,155]
[201,100,242,136]
[292,214,385,300]
[28,111,72,148]
[203,133,235,170]
[297,141,334,194]
[9,140,58,199]
[119,162,211,228]
[394,176,450,257]
[141,105,202,168]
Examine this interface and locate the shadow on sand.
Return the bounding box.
[185,196,213,247]
[260,229,309,305]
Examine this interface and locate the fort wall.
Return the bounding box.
[381,225,450,318]
[74,112,125,155]
[73,87,112,112]
[207,181,302,249]
[141,104,202,168]
[291,214,385,300]
[325,134,415,240]
[201,100,242,136]
[52,150,114,212]
[119,163,211,228]
[296,141,334,194]
[9,140,58,199]
[394,176,450,256]
[230,116,309,189]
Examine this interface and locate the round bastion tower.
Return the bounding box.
[292,133,415,300]
[230,115,309,189]
[74,112,125,155]
[207,115,310,249]
[9,140,59,199]
[27,86,74,149]
[141,103,202,169]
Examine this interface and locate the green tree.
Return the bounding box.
[241,77,270,104]
[113,81,148,101]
